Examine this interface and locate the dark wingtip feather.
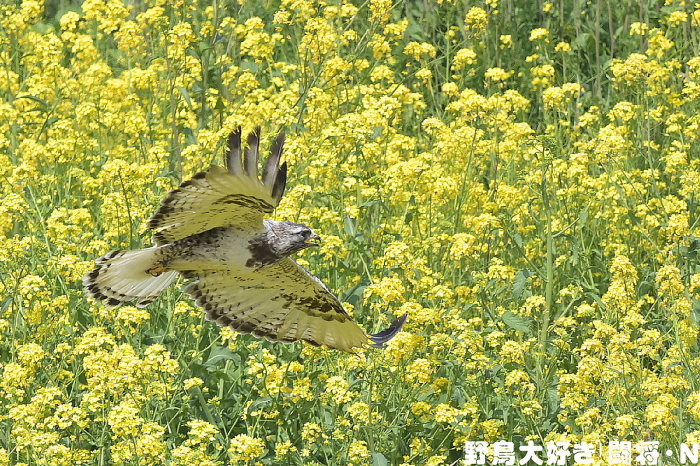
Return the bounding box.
[262,132,285,188]
[244,127,261,176]
[226,128,243,175]
[271,161,287,203]
[369,314,408,348]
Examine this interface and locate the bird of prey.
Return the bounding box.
[84,128,406,352]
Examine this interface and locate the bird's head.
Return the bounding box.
[265,220,321,256]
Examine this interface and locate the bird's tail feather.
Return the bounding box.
[84,247,177,308]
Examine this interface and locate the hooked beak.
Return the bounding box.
[305,233,321,247]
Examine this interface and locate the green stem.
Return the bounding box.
[538,159,553,374]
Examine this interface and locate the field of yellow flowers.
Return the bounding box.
[1,0,700,464]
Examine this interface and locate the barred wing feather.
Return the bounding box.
[148,166,276,245]
[147,129,286,245]
[184,258,403,352]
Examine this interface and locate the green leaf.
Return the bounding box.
[359,199,385,210]
[547,387,560,413]
[176,86,194,109]
[692,299,700,325]
[501,311,532,333]
[343,215,356,236]
[513,232,523,248]
[342,283,366,307]
[17,94,49,109]
[372,452,389,466]
[512,270,530,299]
[578,209,589,224]
[204,345,240,368]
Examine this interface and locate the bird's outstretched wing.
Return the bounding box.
[148,128,287,245]
[183,258,406,352]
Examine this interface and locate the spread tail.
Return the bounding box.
[83,247,177,308]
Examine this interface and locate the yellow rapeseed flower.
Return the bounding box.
[465,7,489,33]
[228,434,266,462]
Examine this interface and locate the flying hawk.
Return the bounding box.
[84,128,406,352]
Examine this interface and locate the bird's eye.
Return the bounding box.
[301,230,311,239]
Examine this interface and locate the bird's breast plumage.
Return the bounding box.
[168,226,266,272]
